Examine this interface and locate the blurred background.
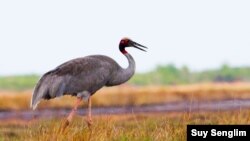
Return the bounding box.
[1,1,250,140]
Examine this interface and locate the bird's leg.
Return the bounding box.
[67,97,82,122]
[87,96,93,127]
[60,97,82,132]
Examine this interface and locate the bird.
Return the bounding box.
[30,37,147,130]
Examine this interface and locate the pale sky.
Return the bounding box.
[0,1,250,75]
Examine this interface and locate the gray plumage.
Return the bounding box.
[31,54,135,109]
[31,38,147,110]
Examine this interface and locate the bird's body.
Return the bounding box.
[31,54,135,109]
[30,38,147,130]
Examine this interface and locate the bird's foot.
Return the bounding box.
[59,119,70,133]
[86,118,93,128]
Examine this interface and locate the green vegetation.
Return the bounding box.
[1,64,250,90]
[0,75,39,90]
[130,64,250,85]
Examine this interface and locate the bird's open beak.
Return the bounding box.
[131,41,148,52]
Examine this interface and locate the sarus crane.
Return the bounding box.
[30,38,147,129]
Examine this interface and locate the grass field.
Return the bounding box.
[1,110,250,141]
[1,82,250,110]
[1,83,250,141]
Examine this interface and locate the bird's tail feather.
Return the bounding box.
[30,84,43,110]
[30,76,49,110]
[30,73,65,110]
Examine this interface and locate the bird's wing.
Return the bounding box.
[30,55,119,110]
[51,55,119,75]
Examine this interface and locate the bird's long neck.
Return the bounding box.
[107,52,136,86]
[120,53,136,82]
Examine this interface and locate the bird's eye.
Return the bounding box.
[120,39,129,46]
[121,40,126,45]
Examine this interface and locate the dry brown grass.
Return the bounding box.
[1,82,250,110]
[1,110,250,141]
[1,83,250,140]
